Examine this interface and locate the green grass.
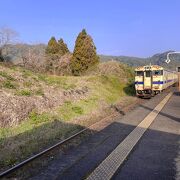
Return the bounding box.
[38,74,77,90]
[21,69,34,78]
[29,110,52,124]
[23,81,33,87]
[35,88,44,96]
[38,74,46,81]
[87,75,126,104]
[0,71,15,81]
[0,112,52,141]
[0,97,98,140]
[58,101,84,121]
[16,88,44,96]
[16,89,32,96]
[2,81,17,89]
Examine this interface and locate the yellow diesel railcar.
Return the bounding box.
[135,65,178,97]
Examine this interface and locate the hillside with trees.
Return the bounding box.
[100,51,180,70]
[4,43,180,71]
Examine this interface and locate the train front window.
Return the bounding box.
[153,70,163,76]
[136,71,144,76]
[145,71,151,77]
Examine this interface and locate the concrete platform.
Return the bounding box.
[113,89,180,180]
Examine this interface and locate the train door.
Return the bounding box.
[144,70,152,89]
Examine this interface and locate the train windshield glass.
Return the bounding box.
[145,71,151,77]
[136,71,144,76]
[153,70,163,76]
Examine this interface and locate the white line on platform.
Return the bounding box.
[86,92,172,180]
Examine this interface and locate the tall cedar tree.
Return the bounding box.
[71,29,99,75]
[45,37,70,72]
[45,37,59,72]
[58,38,70,56]
[45,37,59,55]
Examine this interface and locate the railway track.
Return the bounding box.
[0,127,88,178]
[0,98,144,179]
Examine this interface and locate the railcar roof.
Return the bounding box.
[135,65,177,74]
[135,65,163,71]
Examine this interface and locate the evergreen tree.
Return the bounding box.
[71,29,99,75]
[45,37,59,72]
[58,38,70,56]
[45,37,59,55]
[45,36,70,73]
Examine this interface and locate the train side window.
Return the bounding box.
[136,71,144,76]
[153,70,163,75]
[145,71,151,77]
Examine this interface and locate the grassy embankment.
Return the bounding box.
[0,62,135,169]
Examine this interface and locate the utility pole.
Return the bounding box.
[165,51,180,91]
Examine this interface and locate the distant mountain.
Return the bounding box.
[148,51,180,70]
[100,51,180,70]
[3,44,180,70]
[99,55,148,66]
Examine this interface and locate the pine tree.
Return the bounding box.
[70,29,99,75]
[45,37,59,55]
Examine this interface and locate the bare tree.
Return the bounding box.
[0,27,18,62]
[20,45,46,72]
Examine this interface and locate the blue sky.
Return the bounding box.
[1,0,180,57]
